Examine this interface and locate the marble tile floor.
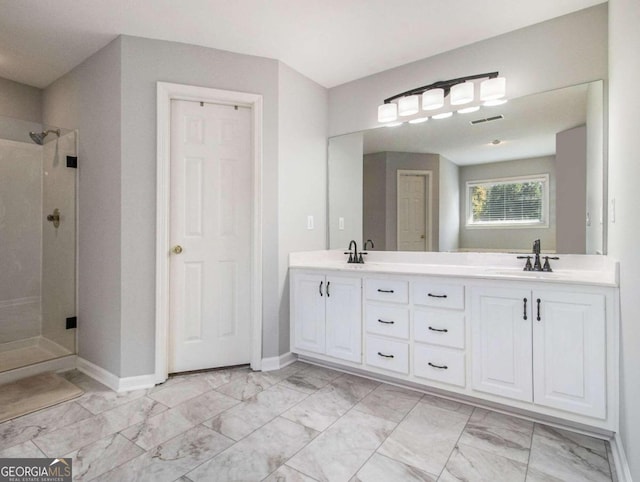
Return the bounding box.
[0,361,616,481]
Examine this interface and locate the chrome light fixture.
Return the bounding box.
[377,72,506,123]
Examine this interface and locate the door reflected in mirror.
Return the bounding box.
[327,80,605,254]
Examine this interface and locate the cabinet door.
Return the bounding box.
[326,276,362,363]
[292,273,326,354]
[533,290,606,418]
[471,287,533,402]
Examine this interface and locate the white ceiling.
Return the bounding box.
[0,0,604,89]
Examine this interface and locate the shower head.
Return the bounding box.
[29,129,60,145]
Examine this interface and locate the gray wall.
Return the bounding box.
[328,133,363,249]
[459,156,556,252]
[438,156,460,252]
[277,62,328,358]
[363,152,387,250]
[42,38,123,375]
[44,35,328,376]
[0,77,42,123]
[556,126,587,253]
[328,4,608,137]
[0,77,43,143]
[118,36,281,375]
[609,0,640,476]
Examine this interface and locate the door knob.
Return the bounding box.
[172,245,183,254]
[420,234,425,239]
[46,208,61,228]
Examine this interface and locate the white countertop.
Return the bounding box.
[289,250,619,287]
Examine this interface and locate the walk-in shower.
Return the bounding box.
[0,117,77,379]
[29,128,60,145]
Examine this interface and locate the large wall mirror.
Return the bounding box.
[328,80,605,254]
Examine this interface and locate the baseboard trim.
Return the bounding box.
[610,432,634,482]
[76,357,120,391]
[77,357,156,393]
[0,355,76,385]
[261,352,297,371]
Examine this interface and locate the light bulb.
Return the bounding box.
[432,112,453,119]
[422,88,444,110]
[458,106,480,114]
[480,77,506,101]
[451,82,474,105]
[409,117,429,124]
[398,95,419,116]
[377,103,398,123]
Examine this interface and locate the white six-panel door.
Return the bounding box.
[169,100,252,373]
[471,286,533,402]
[397,172,429,251]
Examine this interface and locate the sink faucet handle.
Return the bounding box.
[358,251,368,264]
[517,255,533,271]
[343,251,354,263]
[542,256,560,272]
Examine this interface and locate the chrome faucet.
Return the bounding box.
[532,239,542,271]
[344,240,366,264]
[517,239,559,271]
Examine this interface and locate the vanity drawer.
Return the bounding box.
[413,281,464,310]
[414,345,465,387]
[414,309,465,349]
[366,279,409,304]
[365,304,410,339]
[365,336,409,374]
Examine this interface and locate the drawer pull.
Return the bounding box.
[428,362,448,370]
[319,281,323,297]
[428,326,448,333]
[377,319,395,325]
[377,289,395,293]
[377,352,395,358]
[427,293,448,298]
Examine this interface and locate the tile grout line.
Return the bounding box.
[277,373,385,481]
[523,421,536,481]
[435,405,476,480]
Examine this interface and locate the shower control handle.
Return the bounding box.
[172,245,183,255]
[46,208,60,228]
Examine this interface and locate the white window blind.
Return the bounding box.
[466,175,548,227]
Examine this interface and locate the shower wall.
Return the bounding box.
[41,131,76,352]
[0,139,42,344]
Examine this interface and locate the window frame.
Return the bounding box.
[465,174,550,229]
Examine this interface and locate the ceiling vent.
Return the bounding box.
[470,114,504,125]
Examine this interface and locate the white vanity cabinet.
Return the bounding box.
[289,253,618,432]
[291,271,362,363]
[471,285,606,419]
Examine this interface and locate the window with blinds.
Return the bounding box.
[466,174,549,227]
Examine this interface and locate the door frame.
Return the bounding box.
[396,169,433,251]
[155,82,263,383]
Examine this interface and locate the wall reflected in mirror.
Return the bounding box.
[0,114,77,373]
[328,80,605,254]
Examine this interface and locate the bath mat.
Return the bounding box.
[0,372,83,423]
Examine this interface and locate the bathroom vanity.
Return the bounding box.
[289,250,619,432]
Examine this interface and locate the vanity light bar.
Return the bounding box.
[377,72,506,123]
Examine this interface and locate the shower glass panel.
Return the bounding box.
[0,115,77,373]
